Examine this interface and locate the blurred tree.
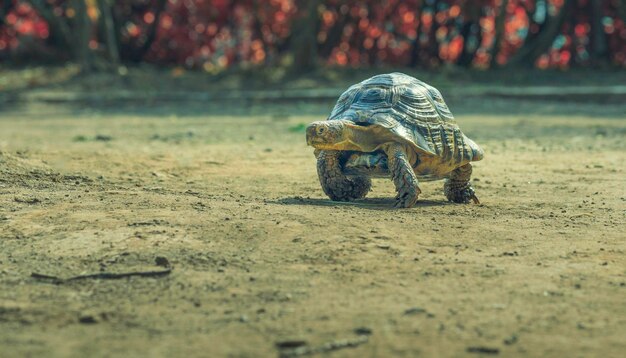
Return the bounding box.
[97,0,120,65]
[457,0,483,67]
[3,0,625,70]
[23,0,94,71]
[112,0,169,63]
[590,0,608,65]
[508,0,575,67]
[318,4,350,60]
[26,0,73,55]
[129,0,167,63]
[291,0,320,72]
[0,1,16,27]
[72,0,93,72]
[409,2,427,67]
[489,0,508,68]
[427,0,442,67]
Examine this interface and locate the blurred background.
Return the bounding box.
[1,0,625,116]
[1,0,624,72]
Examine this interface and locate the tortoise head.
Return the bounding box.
[306,120,351,150]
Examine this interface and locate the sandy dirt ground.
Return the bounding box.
[0,98,625,357]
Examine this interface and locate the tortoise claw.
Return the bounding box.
[394,187,420,208]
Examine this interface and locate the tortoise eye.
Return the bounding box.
[317,127,325,134]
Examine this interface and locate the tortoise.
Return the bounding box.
[305,72,483,208]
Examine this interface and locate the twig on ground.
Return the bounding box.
[278,335,369,357]
[31,268,172,283]
[569,213,594,219]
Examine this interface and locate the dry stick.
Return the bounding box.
[569,213,594,219]
[279,336,369,357]
[31,269,172,283]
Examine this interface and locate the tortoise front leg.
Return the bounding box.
[317,150,371,201]
[384,144,421,208]
[444,163,479,204]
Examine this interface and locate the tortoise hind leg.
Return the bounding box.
[444,163,479,204]
[317,150,371,201]
[385,143,421,208]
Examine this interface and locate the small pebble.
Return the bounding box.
[354,327,373,336]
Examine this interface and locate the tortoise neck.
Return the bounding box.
[343,123,378,152]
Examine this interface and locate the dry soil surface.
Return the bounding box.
[0,101,625,357]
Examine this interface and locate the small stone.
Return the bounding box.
[95,134,113,142]
[155,256,170,267]
[79,315,97,324]
[354,327,373,336]
[503,334,518,345]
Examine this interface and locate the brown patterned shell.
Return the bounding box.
[328,72,483,165]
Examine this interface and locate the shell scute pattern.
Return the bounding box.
[328,73,480,163]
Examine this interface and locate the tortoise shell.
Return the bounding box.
[328,72,483,171]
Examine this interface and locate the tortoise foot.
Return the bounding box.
[394,184,421,208]
[318,150,371,201]
[444,180,479,204]
[325,176,372,201]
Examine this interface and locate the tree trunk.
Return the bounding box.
[0,1,15,26]
[567,3,579,67]
[291,0,319,73]
[72,0,93,72]
[457,1,482,67]
[129,0,167,63]
[489,0,508,68]
[98,0,120,65]
[520,1,548,51]
[250,0,268,64]
[427,1,441,67]
[619,0,626,23]
[409,3,427,67]
[507,0,574,67]
[589,0,608,66]
[319,10,350,59]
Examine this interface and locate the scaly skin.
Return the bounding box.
[444,163,479,204]
[385,144,421,208]
[317,150,371,201]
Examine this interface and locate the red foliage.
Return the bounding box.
[0,2,48,52]
[1,0,624,68]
